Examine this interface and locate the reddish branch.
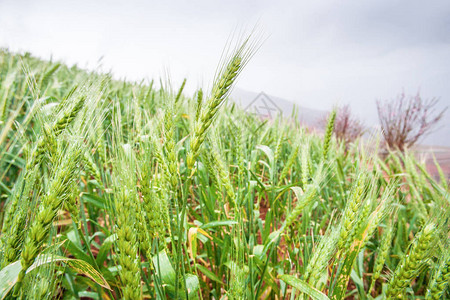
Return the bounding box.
[377,92,447,151]
[333,105,365,146]
[320,105,365,149]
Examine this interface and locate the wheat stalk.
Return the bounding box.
[370,221,395,292]
[323,109,336,159]
[14,146,82,294]
[426,251,450,300]
[187,37,255,170]
[386,223,436,299]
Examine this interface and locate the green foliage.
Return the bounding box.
[0,40,449,300]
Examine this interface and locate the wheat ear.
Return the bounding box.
[386,223,436,299]
[14,147,82,294]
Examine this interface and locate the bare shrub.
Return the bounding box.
[334,105,365,146]
[320,105,365,149]
[377,92,447,151]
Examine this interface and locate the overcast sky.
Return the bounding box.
[1,0,449,144]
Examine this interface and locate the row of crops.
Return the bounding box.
[0,41,449,299]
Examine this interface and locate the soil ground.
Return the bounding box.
[413,145,450,181]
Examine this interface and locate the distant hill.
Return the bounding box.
[230,88,327,128]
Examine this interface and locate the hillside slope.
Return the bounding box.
[0,49,449,300]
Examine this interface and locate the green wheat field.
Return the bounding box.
[0,38,449,300]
